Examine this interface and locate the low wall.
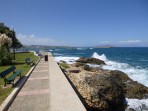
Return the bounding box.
[48,52,86,111]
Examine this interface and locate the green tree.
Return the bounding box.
[0,47,12,65]
[0,22,23,59]
[0,22,22,48]
[0,33,13,65]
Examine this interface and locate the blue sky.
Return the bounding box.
[0,0,148,47]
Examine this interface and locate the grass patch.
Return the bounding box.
[59,63,70,69]
[0,52,39,105]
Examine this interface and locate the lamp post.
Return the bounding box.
[12,27,15,60]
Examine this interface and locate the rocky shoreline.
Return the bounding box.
[59,57,148,111]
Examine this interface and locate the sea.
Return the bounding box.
[29,47,148,110]
[52,47,148,86]
[51,47,148,111]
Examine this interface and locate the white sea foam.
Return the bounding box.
[54,56,79,64]
[77,47,87,50]
[92,52,108,61]
[126,98,148,111]
[54,52,148,111]
[53,53,63,56]
[91,52,148,87]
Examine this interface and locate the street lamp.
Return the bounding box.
[12,27,15,60]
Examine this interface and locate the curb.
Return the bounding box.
[0,57,41,111]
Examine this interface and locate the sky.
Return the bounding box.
[0,0,148,47]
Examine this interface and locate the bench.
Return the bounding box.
[25,58,34,65]
[0,66,22,86]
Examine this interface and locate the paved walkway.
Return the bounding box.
[49,53,86,111]
[7,53,86,111]
[8,58,50,111]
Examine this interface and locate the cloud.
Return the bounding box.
[17,34,65,46]
[120,40,142,44]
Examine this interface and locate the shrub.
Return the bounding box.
[0,47,12,65]
[59,63,70,69]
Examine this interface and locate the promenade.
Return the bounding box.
[7,53,86,111]
[8,58,50,111]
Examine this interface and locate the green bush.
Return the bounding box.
[59,63,70,69]
[0,47,12,65]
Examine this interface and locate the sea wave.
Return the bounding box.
[92,52,148,87]
[77,47,87,50]
[92,52,108,61]
[126,98,148,111]
[92,52,148,111]
[53,53,63,56]
[54,56,79,64]
[54,52,148,111]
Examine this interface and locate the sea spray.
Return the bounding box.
[92,52,108,61]
[91,52,148,87]
[52,48,148,111]
[53,53,63,56]
[54,56,79,64]
[126,98,148,111]
[53,51,148,111]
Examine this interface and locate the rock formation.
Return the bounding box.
[59,57,148,111]
[76,57,106,65]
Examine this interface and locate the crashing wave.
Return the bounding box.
[91,52,148,87]
[92,52,108,61]
[54,56,79,64]
[54,52,148,111]
[126,98,148,111]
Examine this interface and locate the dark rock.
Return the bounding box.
[125,81,148,99]
[109,70,132,83]
[74,62,85,67]
[76,57,106,65]
[144,94,148,99]
[59,60,66,63]
[66,67,80,73]
[109,70,148,99]
[127,108,136,111]
[84,74,126,111]
[84,65,92,71]
[67,60,148,111]
[83,65,104,72]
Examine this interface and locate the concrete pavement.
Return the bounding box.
[7,53,86,111]
[49,53,86,111]
[8,58,50,111]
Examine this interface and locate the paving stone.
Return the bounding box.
[8,58,50,111]
[30,72,48,78]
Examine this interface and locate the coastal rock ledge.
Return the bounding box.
[76,57,106,65]
[59,57,148,111]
